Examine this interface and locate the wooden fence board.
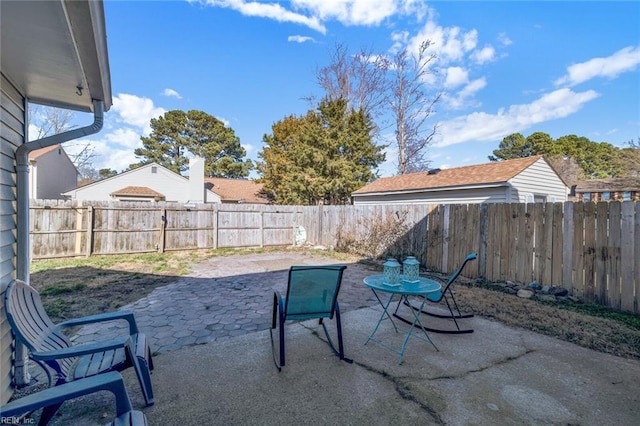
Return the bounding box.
[531,203,544,283]
[551,203,563,285]
[582,202,596,302]
[607,202,622,310]
[570,202,583,297]
[620,202,635,312]
[594,202,609,305]
[522,203,534,283]
[563,202,574,292]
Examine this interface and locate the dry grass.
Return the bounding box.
[439,276,640,360]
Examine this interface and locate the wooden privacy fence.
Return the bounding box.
[30,201,304,258]
[29,200,639,313]
[423,202,640,314]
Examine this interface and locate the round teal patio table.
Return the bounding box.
[363,274,442,364]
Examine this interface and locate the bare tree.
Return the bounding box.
[28,104,75,139]
[313,43,390,130]
[388,41,441,175]
[28,104,99,179]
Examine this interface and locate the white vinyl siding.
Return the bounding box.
[353,185,509,205]
[64,163,221,203]
[508,158,568,203]
[30,147,78,199]
[0,72,23,403]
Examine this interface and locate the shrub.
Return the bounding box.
[335,210,412,259]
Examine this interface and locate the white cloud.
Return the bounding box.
[163,88,183,99]
[555,45,640,87]
[216,116,231,127]
[444,67,468,89]
[434,88,600,147]
[292,0,398,26]
[193,0,429,33]
[470,45,496,65]
[497,32,512,46]
[242,143,254,154]
[111,93,165,135]
[409,21,478,65]
[195,0,326,33]
[104,128,143,150]
[443,77,487,110]
[288,35,316,43]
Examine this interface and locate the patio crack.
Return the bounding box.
[430,348,536,381]
[354,361,445,425]
[304,323,445,424]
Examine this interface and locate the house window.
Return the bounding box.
[534,194,546,203]
[583,192,591,202]
[623,191,631,201]
[603,191,610,201]
[151,166,157,174]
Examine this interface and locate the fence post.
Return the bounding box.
[74,201,83,256]
[317,204,324,246]
[260,210,264,248]
[213,208,218,250]
[478,203,488,278]
[85,206,94,257]
[562,202,574,292]
[442,204,450,273]
[159,207,166,253]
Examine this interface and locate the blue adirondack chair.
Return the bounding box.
[4,280,154,424]
[0,372,147,425]
[270,265,352,370]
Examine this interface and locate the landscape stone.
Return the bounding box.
[517,289,534,299]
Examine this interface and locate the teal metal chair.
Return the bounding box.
[4,280,154,424]
[0,372,147,426]
[270,265,352,371]
[397,252,477,334]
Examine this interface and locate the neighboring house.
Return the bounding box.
[572,178,640,202]
[63,158,268,204]
[64,159,220,203]
[1,0,112,402]
[352,156,569,205]
[28,144,78,199]
[205,177,267,204]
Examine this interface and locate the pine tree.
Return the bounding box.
[133,110,252,177]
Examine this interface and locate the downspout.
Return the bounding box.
[13,99,104,385]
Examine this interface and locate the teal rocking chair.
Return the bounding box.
[270,265,352,371]
[397,252,477,334]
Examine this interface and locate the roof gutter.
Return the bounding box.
[15,99,104,283]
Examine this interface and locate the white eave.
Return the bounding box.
[0,0,112,112]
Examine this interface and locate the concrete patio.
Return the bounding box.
[31,253,640,425]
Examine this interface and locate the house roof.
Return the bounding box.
[353,156,543,195]
[575,178,640,192]
[0,0,111,112]
[205,178,268,204]
[110,186,165,198]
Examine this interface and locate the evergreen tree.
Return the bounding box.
[133,110,252,178]
[257,99,384,205]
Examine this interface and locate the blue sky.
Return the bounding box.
[65,0,640,177]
